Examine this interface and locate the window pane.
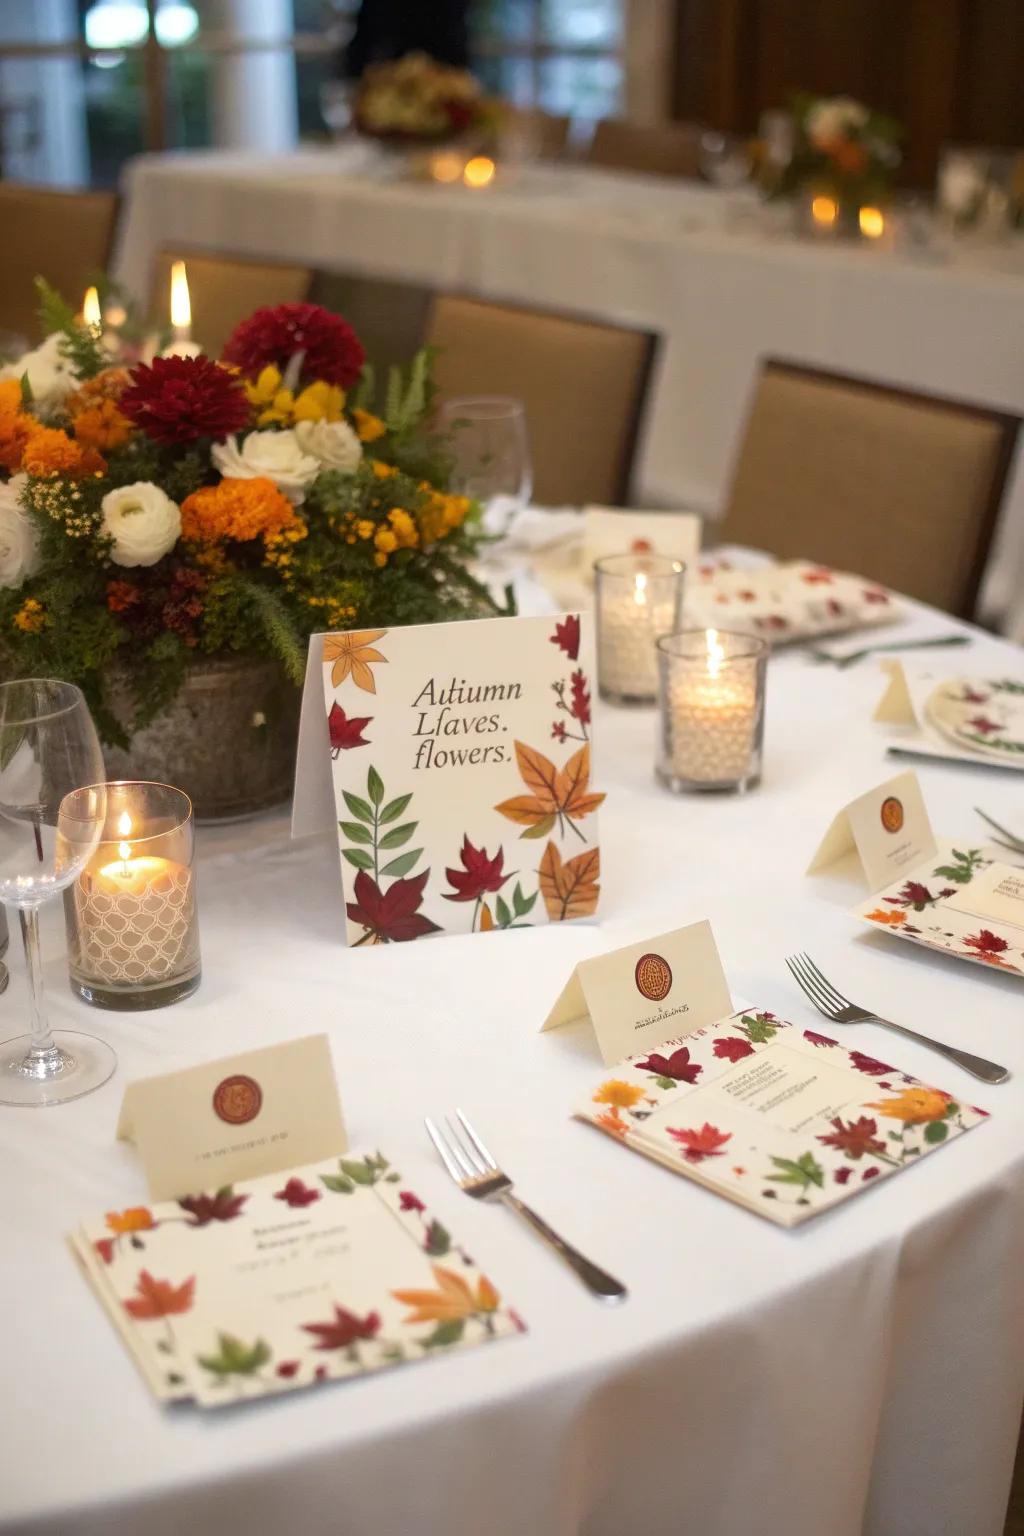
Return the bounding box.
[538,52,621,116]
[472,0,535,46]
[540,0,622,47]
[475,54,536,106]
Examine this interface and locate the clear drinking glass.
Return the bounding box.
[0,679,115,1107]
[437,396,533,535]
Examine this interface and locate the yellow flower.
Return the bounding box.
[392,1264,500,1324]
[243,365,295,426]
[356,519,375,540]
[371,459,398,479]
[292,380,344,423]
[323,629,388,692]
[13,597,46,634]
[374,527,397,554]
[387,507,419,549]
[865,1086,951,1125]
[374,550,388,567]
[354,407,386,443]
[105,1206,155,1235]
[593,1080,645,1110]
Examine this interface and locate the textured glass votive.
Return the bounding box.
[656,629,768,793]
[64,781,201,1010]
[594,553,686,705]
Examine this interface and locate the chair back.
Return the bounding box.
[425,293,657,506]
[499,108,572,161]
[308,270,432,383]
[0,184,119,344]
[719,359,1020,617]
[587,119,702,178]
[149,250,311,359]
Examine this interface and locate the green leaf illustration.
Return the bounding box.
[512,883,538,917]
[422,1318,465,1349]
[340,1157,378,1186]
[197,1333,271,1378]
[380,849,422,878]
[741,1014,778,1044]
[495,895,512,928]
[367,766,384,806]
[424,1219,451,1256]
[520,814,557,840]
[379,820,417,850]
[945,1101,960,1118]
[766,1152,824,1191]
[340,820,373,845]
[378,793,413,825]
[343,848,374,872]
[321,1173,355,1194]
[923,1121,948,1144]
[342,791,374,824]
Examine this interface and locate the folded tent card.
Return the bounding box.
[875,662,1024,771]
[808,770,1024,979]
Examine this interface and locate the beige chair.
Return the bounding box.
[308,270,432,383]
[149,250,311,359]
[425,293,657,506]
[718,359,1020,617]
[498,107,572,161]
[587,118,702,178]
[0,183,119,344]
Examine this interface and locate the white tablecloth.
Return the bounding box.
[2,572,1024,1536]
[113,146,1024,635]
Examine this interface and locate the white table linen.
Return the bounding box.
[2,570,1024,1536]
[113,147,1024,635]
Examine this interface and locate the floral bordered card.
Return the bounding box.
[70,1151,523,1408]
[575,1011,989,1227]
[320,613,604,945]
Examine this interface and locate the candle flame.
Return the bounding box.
[432,151,464,184]
[463,156,496,189]
[82,286,101,328]
[170,260,191,330]
[858,205,885,239]
[633,571,648,607]
[706,626,725,679]
[811,195,838,227]
[116,809,133,861]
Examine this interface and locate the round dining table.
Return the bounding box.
[2,553,1023,1536]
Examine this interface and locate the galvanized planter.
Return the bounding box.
[103,656,301,823]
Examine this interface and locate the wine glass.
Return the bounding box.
[698,130,752,190]
[0,679,114,1107]
[436,397,533,535]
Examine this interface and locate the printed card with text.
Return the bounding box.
[321,613,604,945]
[576,1010,990,1227]
[542,921,732,1065]
[806,771,937,891]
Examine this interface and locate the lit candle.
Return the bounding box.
[169,259,191,343]
[858,205,885,240]
[431,150,464,183]
[81,285,102,329]
[595,554,685,704]
[73,810,194,986]
[656,628,767,791]
[463,155,496,190]
[811,194,838,232]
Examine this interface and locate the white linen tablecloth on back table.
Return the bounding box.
[113,147,1024,635]
[1,582,1023,1536]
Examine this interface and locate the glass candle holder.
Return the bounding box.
[594,553,686,705]
[656,629,768,793]
[63,781,201,1010]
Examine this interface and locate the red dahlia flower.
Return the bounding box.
[120,355,249,446]
[222,303,365,389]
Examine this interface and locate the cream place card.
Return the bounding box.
[582,506,702,571]
[296,613,605,945]
[117,1036,347,1201]
[576,1009,990,1227]
[807,771,937,892]
[71,1149,522,1407]
[542,921,733,1065]
[875,662,1024,773]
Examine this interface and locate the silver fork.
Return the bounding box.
[785,953,1008,1084]
[975,807,1024,855]
[425,1110,627,1303]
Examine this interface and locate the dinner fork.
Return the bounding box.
[974,807,1024,855]
[785,953,1009,1084]
[807,634,969,669]
[425,1110,627,1302]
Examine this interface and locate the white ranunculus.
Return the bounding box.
[211,429,320,505]
[0,474,40,589]
[101,481,181,568]
[806,96,868,148]
[0,332,77,414]
[293,418,363,475]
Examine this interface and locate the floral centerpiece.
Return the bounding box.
[352,52,494,144]
[0,282,506,816]
[776,94,901,229]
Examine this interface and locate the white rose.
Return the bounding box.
[0,332,77,415]
[211,429,320,506]
[806,97,867,149]
[0,474,40,589]
[101,481,181,568]
[293,418,363,474]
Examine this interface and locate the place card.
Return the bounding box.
[295,613,605,945]
[807,771,937,891]
[542,920,732,1064]
[117,1036,347,1201]
[582,505,702,571]
[576,1009,990,1227]
[71,1150,522,1408]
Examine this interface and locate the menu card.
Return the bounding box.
[576,1010,989,1227]
[70,1151,523,1407]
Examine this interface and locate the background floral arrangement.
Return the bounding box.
[0,282,505,745]
[352,52,495,143]
[776,93,901,210]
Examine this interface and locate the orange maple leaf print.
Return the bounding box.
[323,630,388,693]
[494,741,605,842]
[392,1264,500,1324]
[539,840,600,921]
[123,1269,195,1320]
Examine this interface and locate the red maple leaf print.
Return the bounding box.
[550,614,580,661]
[328,702,371,753]
[443,837,510,902]
[848,1050,896,1077]
[399,1190,426,1213]
[803,1029,838,1048]
[817,1115,885,1160]
[302,1304,381,1351]
[966,716,1001,736]
[712,1036,755,1063]
[667,1123,732,1163]
[569,668,591,727]
[274,1177,321,1209]
[802,568,834,584]
[635,1046,702,1084]
[178,1188,248,1226]
[964,929,1009,956]
[124,1270,195,1320]
[862,587,889,604]
[346,868,442,942]
[94,1238,115,1265]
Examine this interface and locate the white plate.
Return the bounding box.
[925,676,1024,762]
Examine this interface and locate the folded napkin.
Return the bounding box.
[684,561,898,643]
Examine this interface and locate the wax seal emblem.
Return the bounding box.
[635,952,672,1002]
[212,1074,262,1126]
[880,796,904,834]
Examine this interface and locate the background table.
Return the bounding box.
[2,569,1024,1536]
[113,146,1024,636]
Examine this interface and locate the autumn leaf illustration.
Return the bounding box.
[495,741,605,842]
[124,1270,195,1320]
[346,867,442,943]
[328,702,371,753]
[178,1187,248,1226]
[538,840,600,921]
[324,630,388,693]
[301,1304,381,1351]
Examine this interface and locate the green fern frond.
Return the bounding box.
[236,580,306,685]
[33,276,106,379]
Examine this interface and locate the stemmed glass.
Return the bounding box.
[698,130,752,190]
[436,397,533,535]
[0,679,114,1107]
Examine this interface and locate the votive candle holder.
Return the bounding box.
[594,553,686,704]
[656,629,768,792]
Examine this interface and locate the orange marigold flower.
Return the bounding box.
[0,378,23,414]
[22,426,105,479]
[0,410,34,474]
[13,598,46,633]
[68,368,130,411]
[353,408,386,443]
[105,1206,155,1235]
[180,476,302,545]
[72,398,134,454]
